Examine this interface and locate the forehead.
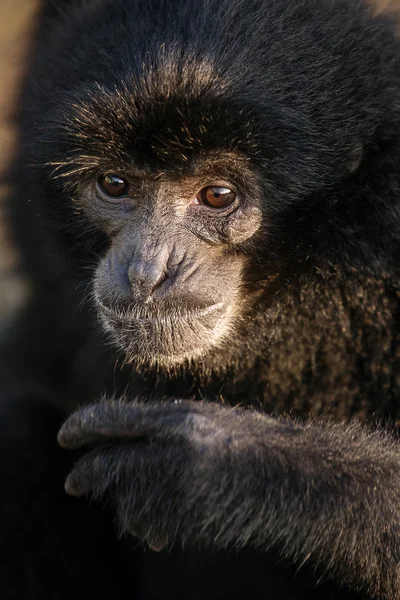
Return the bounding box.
[58,61,264,177]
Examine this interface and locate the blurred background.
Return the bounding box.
[0,0,39,172]
[0,1,41,332]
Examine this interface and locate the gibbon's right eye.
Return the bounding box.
[98,174,130,198]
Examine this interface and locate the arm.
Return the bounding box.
[58,399,400,599]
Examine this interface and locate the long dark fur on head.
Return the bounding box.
[9,0,400,420]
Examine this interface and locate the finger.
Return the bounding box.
[64,443,177,497]
[65,449,109,497]
[64,441,186,498]
[58,402,157,449]
[126,522,169,551]
[64,445,130,497]
[65,445,188,549]
[58,400,197,449]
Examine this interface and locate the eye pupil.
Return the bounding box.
[198,186,236,209]
[98,174,129,198]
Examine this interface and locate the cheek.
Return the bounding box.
[224,206,263,244]
[172,251,245,306]
[94,247,132,308]
[78,185,136,238]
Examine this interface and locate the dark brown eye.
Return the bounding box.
[197,186,236,209]
[98,174,129,198]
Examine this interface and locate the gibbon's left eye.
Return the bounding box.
[196,186,236,209]
[98,174,130,198]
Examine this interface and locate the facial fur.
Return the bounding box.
[33,0,400,374]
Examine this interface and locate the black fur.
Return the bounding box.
[3,0,400,598]
[0,395,135,598]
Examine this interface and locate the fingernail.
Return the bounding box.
[64,473,89,497]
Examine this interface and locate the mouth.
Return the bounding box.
[97,299,232,366]
[97,299,225,323]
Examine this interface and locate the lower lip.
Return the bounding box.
[100,301,224,321]
[137,302,224,322]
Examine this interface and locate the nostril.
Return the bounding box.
[128,261,169,299]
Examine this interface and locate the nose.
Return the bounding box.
[128,254,168,300]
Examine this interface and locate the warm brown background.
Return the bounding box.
[0,0,40,172]
[0,1,41,325]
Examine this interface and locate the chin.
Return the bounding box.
[98,301,234,369]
